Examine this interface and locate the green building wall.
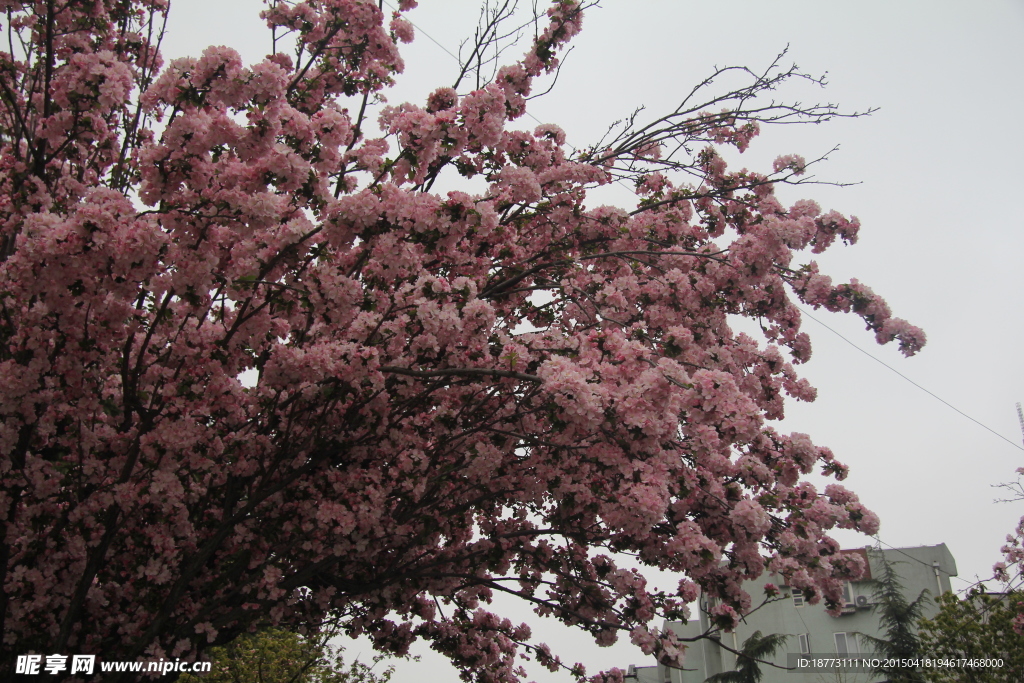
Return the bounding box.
[626,544,957,683]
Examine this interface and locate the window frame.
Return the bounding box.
[834,632,859,655]
[841,581,854,607]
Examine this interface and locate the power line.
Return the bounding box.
[869,536,974,590]
[798,306,1024,453]
[381,1,462,64]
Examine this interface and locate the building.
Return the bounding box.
[626,544,957,683]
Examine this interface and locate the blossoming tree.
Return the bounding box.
[994,469,1024,633]
[0,1,925,681]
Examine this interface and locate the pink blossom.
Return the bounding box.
[0,1,921,680]
[773,154,807,175]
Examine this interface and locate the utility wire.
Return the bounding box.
[382,1,463,64]
[868,536,975,589]
[798,306,1024,453]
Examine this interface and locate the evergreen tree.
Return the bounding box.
[858,553,930,683]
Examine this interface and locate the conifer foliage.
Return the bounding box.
[859,554,930,683]
[0,1,924,681]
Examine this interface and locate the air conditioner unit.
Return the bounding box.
[855,595,871,608]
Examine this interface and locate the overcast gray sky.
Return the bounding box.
[162,1,1024,679]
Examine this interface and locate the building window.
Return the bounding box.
[798,633,810,654]
[841,582,854,607]
[834,632,859,655]
[792,589,805,607]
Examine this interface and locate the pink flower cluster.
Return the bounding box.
[0,1,921,681]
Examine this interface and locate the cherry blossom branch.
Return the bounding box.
[454,0,524,91]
